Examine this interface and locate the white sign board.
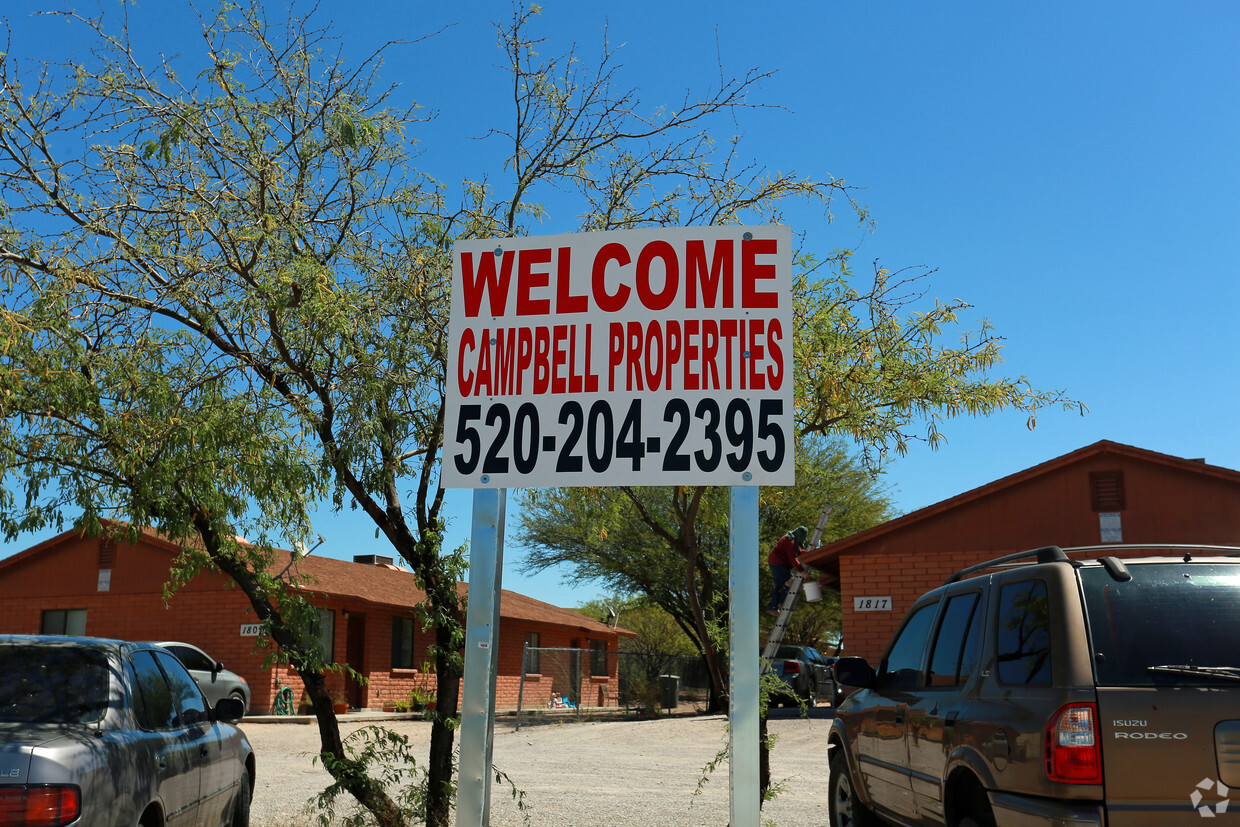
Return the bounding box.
[443,226,794,488]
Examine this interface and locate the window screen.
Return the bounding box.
[590,640,608,677]
[524,632,540,673]
[307,609,335,664]
[392,617,415,669]
[41,609,87,636]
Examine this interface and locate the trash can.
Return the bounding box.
[658,675,679,710]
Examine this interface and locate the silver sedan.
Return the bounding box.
[0,635,254,826]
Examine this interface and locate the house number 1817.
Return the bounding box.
[853,596,892,611]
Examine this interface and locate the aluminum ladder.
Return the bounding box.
[761,504,833,670]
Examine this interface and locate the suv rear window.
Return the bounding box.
[1080,562,1240,686]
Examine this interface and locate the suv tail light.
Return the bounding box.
[1045,703,1102,784]
[782,661,800,675]
[0,786,81,826]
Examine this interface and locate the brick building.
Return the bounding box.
[0,523,632,712]
[801,440,1240,663]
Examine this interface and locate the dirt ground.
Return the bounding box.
[245,710,834,826]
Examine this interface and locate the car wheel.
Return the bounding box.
[231,774,251,827]
[829,750,882,827]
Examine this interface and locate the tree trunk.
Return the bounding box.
[189,512,407,826]
[426,603,462,826]
[683,544,728,714]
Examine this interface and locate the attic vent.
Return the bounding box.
[98,540,117,567]
[1090,471,1126,511]
[354,554,395,566]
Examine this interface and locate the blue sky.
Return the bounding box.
[3,1,1237,607]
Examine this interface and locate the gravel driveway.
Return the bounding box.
[245,711,833,826]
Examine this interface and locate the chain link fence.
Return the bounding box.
[515,646,712,728]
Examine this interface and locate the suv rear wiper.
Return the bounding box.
[1147,664,1240,682]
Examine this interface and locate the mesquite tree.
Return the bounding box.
[0,2,919,822]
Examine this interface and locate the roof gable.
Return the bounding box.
[802,440,1240,565]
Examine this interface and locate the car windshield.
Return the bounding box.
[1080,563,1240,687]
[0,644,110,723]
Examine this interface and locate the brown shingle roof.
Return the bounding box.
[0,520,630,637]
[286,551,632,636]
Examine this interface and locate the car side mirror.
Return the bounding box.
[213,661,225,674]
[214,696,246,723]
[833,656,875,689]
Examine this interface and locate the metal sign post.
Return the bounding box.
[457,487,506,827]
[729,485,761,826]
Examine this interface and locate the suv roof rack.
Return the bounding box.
[1058,543,1240,557]
[945,543,1240,585]
[944,545,1072,585]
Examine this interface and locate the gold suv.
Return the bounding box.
[828,545,1240,827]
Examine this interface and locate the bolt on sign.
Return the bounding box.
[443,226,794,488]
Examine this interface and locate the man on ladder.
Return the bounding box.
[765,525,808,617]
[762,505,832,673]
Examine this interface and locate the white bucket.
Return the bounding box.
[802,581,822,602]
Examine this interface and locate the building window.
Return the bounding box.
[307,609,335,665]
[41,609,87,636]
[524,632,540,673]
[1090,470,1126,511]
[392,617,415,669]
[589,640,608,677]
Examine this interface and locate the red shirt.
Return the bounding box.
[767,535,803,569]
